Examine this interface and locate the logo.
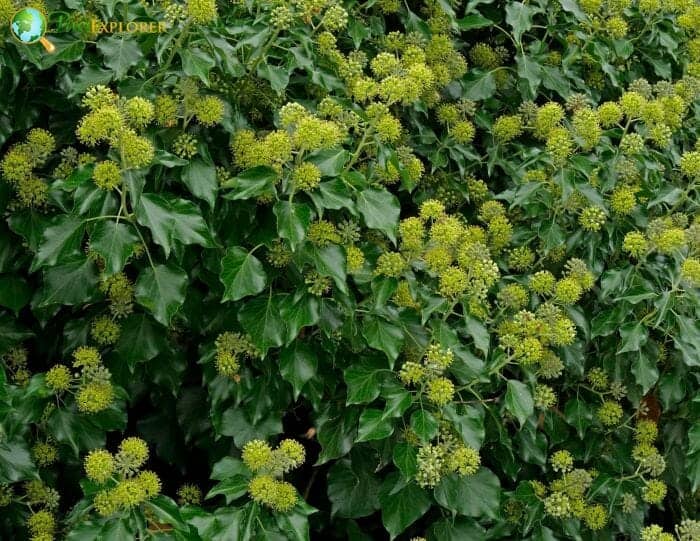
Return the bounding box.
[10,7,55,53]
[9,8,169,54]
[51,12,168,35]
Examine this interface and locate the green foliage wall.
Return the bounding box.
[0,0,699,539]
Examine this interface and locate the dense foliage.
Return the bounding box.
[0,0,699,539]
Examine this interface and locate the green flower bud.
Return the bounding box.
[84,449,115,484]
[45,365,71,392]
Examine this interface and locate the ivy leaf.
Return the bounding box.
[428,518,488,541]
[392,443,418,480]
[180,48,215,84]
[222,166,278,201]
[207,459,250,504]
[316,406,360,465]
[516,54,542,99]
[47,408,105,457]
[410,410,439,441]
[461,70,496,100]
[559,0,587,20]
[115,314,168,371]
[564,398,593,439]
[238,293,287,356]
[631,352,659,394]
[135,264,188,327]
[362,316,404,367]
[505,380,534,427]
[356,188,400,244]
[181,159,217,207]
[378,473,431,540]
[0,275,31,314]
[32,215,84,271]
[220,247,267,302]
[356,409,394,442]
[309,244,348,295]
[618,322,648,353]
[219,409,283,447]
[36,259,99,307]
[135,193,214,257]
[327,451,381,518]
[257,62,290,93]
[0,440,35,483]
[144,496,191,532]
[89,220,139,275]
[344,357,386,405]
[307,148,350,177]
[279,342,318,400]
[274,201,311,251]
[96,35,143,79]
[279,292,320,344]
[443,404,485,449]
[673,317,700,367]
[457,14,494,29]
[464,316,490,357]
[274,505,316,541]
[506,2,539,43]
[311,179,355,211]
[434,468,501,518]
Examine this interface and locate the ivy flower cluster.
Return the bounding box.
[0,128,55,208]
[231,101,345,189]
[399,344,456,407]
[622,213,700,291]
[414,428,480,488]
[1,478,60,541]
[83,437,161,517]
[44,346,115,414]
[242,439,305,512]
[375,199,504,317]
[520,450,609,531]
[76,86,155,187]
[213,331,261,380]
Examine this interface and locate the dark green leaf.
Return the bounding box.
[356,408,394,442]
[344,357,387,405]
[362,316,404,366]
[506,2,539,42]
[356,188,400,244]
[220,247,267,302]
[180,48,215,84]
[181,159,218,207]
[36,259,99,307]
[115,314,167,371]
[618,322,647,353]
[89,220,139,275]
[378,474,431,540]
[0,275,31,313]
[96,35,143,78]
[135,264,188,326]
[0,440,35,483]
[279,342,318,400]
[461,70,496,100]
[135,193,213,257]
[238,293,287,356]
[434,468,501,518]
[392,442,418,480]
[457,14,493,29]
[274,201,311,251]
[327,451,381,518]
[222,166,278,200]
[410,410,439,441]
[33,215,84,270]
[505,380,534,427]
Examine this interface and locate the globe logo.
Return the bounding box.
[10,7,55,53]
